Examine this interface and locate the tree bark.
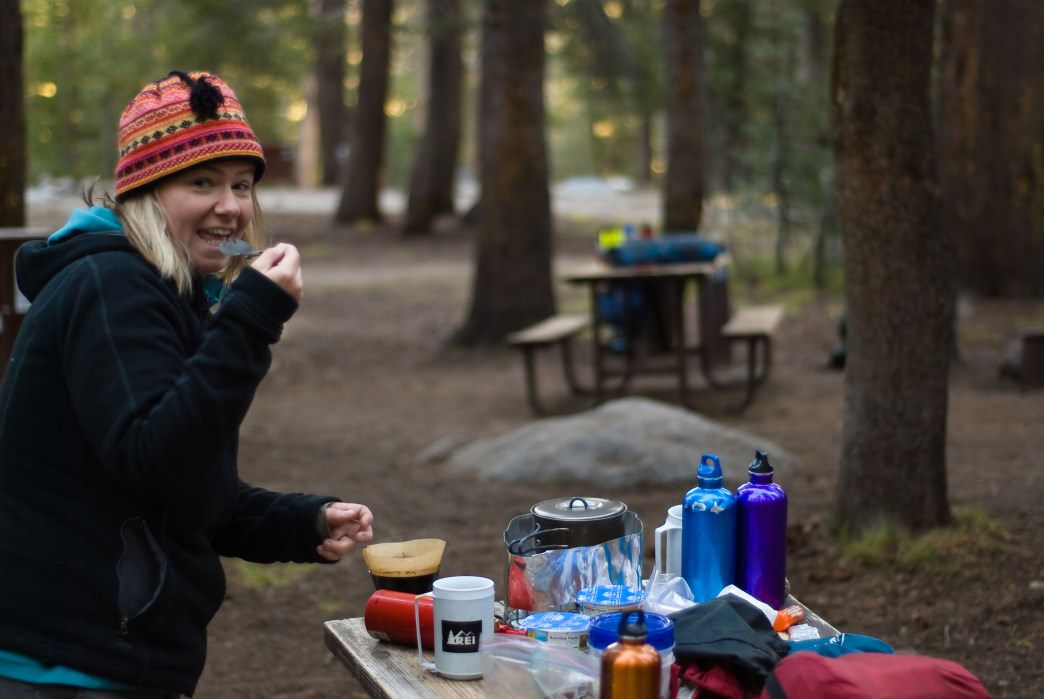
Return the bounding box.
[833,0,954,533]
[624,0,659,186]
[455,0,554,344]
[937,0,1044,297]
[0,0,25,226]
[716,0,752,192]
[313,0,348,187]
[662,0,706,232]
[770,0,792,275]
[635,110,653,186]
[335,0,392,224]
[403,0,464,236]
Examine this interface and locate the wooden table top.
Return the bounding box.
[562,255,729,284]
[324,618,484,699]
[325,591,836,698]
[0,227,50,242]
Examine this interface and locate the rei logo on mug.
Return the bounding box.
[442,620,481,652]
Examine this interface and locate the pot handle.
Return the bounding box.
[508,525,570,555]
[507,528,541,554]
[566,497,590,511]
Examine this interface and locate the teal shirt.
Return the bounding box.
[0,649,132,689]
[47,205,228,305]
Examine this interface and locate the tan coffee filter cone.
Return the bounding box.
[363,538,446,577]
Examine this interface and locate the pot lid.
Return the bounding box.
[531,496,627,522]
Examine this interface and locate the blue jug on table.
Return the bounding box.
[736,449,788,609]
[681,453,736,602]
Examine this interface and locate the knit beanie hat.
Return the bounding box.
[114,70,266,201]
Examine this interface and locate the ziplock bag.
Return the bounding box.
[481,634,599,698]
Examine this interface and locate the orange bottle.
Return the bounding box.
[599,610,660,699]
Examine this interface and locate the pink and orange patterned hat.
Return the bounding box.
[114,71,266,201]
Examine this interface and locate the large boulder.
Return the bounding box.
[433,398,793,486]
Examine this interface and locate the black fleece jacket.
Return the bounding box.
[0,230,337,695]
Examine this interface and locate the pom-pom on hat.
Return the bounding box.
[114,70,266,201]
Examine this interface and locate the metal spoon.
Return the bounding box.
[218,239,263,258]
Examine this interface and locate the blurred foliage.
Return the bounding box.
[23,0,839,261]
[549,0,663,180]
[22,0,314,181]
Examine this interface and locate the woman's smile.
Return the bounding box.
[155,160,256,274]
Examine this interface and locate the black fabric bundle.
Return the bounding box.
[670,594,791,692]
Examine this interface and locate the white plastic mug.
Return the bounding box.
[413,575,494,680]
[654,505,683,578]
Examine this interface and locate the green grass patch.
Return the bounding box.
[231,561,313,590]
[555,295,589,316]
[958,324,1006,346]
[728,255,844,316]
[320,599,349,616]
[839,507,1008,575]
[299,242,338,259]
[1017,309,1044,328]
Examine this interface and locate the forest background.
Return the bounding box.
[17,0,831,230]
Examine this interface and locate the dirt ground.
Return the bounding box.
[28,203,1044,697]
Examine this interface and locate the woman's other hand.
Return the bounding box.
[251,243,303,301]
[318,503,375,562]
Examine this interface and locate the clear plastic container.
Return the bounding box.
[588,611,674,699]
[516,611,591,651]
[575,584,646,615]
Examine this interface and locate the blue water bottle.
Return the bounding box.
[736,450,788,609]
[681,453,736,602]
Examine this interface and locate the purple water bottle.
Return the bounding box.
[736,450,787,609]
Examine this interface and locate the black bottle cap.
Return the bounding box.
[618,609,648,641]
[749,449,773,474]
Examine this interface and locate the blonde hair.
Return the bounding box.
[86,184,265,296]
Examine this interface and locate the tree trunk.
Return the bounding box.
[0,0,25,226]
[313,0,348,187]
[455,0,554,344]
[403,0,464,236]
[717,0,752,192]
[937,0,1044,297]
[812,173,838,292]
[770,0,792,276]
[833,0,954,533]
[335,0,392,224]
[624,0,659,187]
[662,0,706,232]
[635,110,653,186]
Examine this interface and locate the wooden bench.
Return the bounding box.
[0,228,49,378]
[718,305,784,411]
[507,314,591,415]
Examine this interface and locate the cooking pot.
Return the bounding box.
[503,503,643,615]
[509,496,628,554]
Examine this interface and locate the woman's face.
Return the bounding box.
[154,160,256,274]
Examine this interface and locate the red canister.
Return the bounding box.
[364,589,434,649]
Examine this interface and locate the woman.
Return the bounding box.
[0,71,373,697]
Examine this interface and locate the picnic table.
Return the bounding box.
[563,258,729,410]
[324,593,836,698]
[0,228,48,375]
[507,254,784,414]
